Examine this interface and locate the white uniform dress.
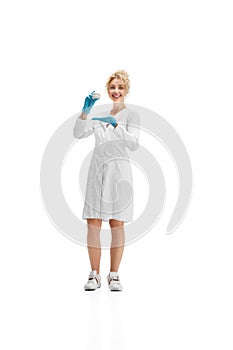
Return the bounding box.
[73,107,140,222]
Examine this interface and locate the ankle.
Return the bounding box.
[109,271,118,277]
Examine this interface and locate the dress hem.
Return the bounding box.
[82,216,132,223]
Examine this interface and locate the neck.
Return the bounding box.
[111,102,126,113]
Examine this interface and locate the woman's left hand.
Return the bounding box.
[91,116,118,128]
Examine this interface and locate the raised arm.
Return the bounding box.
[73,91,100,139]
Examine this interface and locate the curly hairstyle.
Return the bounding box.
[106,70,130,94]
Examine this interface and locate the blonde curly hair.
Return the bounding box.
[106,70,130,94]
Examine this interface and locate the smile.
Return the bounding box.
[112,94,122,98]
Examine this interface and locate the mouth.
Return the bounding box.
[112,94,122,99]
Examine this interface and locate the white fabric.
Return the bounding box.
[73,107,140,222]
[109,271,118,277]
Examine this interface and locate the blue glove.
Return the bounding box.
[82,91,99,115]
[91,116,118,127]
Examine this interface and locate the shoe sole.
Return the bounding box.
[110,289,122,292]
[109,286,123,292]
[84,289,98,291]
[84,286,101,291]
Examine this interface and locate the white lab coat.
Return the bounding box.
[73,107,140,222]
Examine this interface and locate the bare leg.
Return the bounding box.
[86,219,102,274]
[109,219,125,272]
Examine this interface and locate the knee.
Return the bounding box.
[87,218,102,229]
[109,219,124,228]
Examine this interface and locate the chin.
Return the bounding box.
[112,98,124,103]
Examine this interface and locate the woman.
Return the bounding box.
[73,70,140,291]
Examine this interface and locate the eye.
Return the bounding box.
[118,86,124,90]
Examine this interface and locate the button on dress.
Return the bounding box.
[73,107,140,222]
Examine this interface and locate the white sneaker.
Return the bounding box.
[84,270,101,291]
[107,272,123,291]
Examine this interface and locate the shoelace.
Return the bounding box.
[88,275,100,284]
[108,276,120,285]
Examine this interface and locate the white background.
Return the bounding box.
[1,1,233,349]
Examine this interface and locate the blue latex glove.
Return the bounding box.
[91,116,118,128]
[82,91,99,115]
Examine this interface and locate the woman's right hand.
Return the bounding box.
[82,91,100,115]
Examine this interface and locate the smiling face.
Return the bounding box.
[107,78,128,103]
